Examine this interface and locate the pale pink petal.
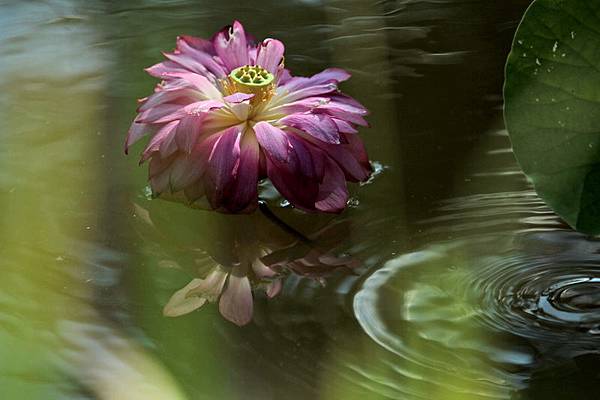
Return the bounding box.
[145,60,189,79]
[255,38,284,74]
[265,279,282,298]
[163,279,208,317]
[162,72,223,99]
[219,274,253,326]
[223,92,254,103]
[187,267,228,302]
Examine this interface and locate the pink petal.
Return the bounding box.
[175,36,227,79]
[269,96,330,115]
[163,52,212,78]
[174,115,204,153]
[177,35,215,53]
[279,113,340,144]
[125,122,156,154]
[164,153,204,192]
[219,273,253,326]
[141,121,179,161]
[280,83,338,103]
[281,68,351,92]
[137,87,199,112]
[253,121,290,163]
[255,38,285,74]
[135,104,182,124]
[212,21,249,72]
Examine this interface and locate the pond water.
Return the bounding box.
[2,0,599,399]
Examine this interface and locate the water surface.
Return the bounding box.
[2,1,599,399]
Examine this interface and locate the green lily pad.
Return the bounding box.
[504,0,600,234]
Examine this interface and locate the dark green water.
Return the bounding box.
[2,0,600,399]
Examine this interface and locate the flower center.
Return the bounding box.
[226,65,275,104]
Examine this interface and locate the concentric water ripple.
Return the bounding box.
[354,230,600,399]
[473,232,600,340]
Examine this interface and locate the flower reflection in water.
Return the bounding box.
[133,201,359,326]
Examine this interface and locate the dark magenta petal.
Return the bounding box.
[212,20,249,72]
[255,38,285,74]
[222,132,260,213]
[204,126,242,207]
[332,118,358,134]
[315,159,349,213]
[302,131,371,182]
[280,113,340,144]
[263,134,324,211]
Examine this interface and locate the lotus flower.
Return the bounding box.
[126,21,371,213]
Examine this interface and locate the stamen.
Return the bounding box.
[225,65,276,104]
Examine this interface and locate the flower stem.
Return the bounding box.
[258,200,312,244]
